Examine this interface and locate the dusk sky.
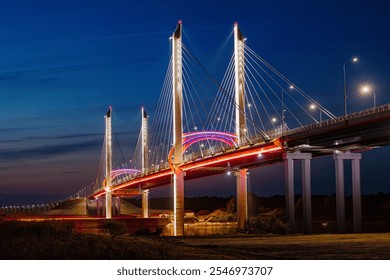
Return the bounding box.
[0,0,389,205]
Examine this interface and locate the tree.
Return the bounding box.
[226,197,236,214]
[103,221,127,239]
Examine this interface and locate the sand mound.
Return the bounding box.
[45,198,87,215]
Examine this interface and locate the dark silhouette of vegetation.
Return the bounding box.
[103,220,127,239]
[244,216,289,235]
[135,226,164,236]
[226,197,236,214]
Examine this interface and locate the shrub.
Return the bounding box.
[103,221,127,239]
[243,216,289,234]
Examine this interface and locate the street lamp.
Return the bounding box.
[343,57,359,115]
[309,104,322,122]
[281,85,294,134]
[360,84,376,108]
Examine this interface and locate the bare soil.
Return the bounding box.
[1,220,389,259]
[130,233,390,259]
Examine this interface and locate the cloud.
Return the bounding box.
[0,57,162,82]
[0,139,101,162]
[0,126,59,134]
[0,139,21,143]
[25,132,102,141]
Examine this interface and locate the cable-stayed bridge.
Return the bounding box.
[84,22,389,236]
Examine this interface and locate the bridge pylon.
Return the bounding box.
[105,107,113,219]
[172,20,184,236]
[141,107,149,218]
[234,22,247,146]
[141,107,148,174]
[234,23,249,231]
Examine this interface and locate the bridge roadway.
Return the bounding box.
[90,103,390,199]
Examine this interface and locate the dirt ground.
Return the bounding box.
[121,233,390,259]
[1,219,389,259]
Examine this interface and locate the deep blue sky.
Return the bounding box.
[0,0,389,205]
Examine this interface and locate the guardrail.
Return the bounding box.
[280,103,390,137]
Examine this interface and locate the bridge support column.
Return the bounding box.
[352,156,362,233]
[174,168,185,236]
[284,154,295,233]
[334,151,362,233]
[302,156,312,234]
[334,155,345,233]
[142,190,149,218]
[284,152,312,234]
[236,169,248,231]
[105,191,112,219]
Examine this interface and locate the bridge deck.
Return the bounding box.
[90,104,390,199]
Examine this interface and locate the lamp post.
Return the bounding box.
[310,104,322,122]
[281,89,285,136]
[343,57,359,115]
[281,85,294,135]
[361,84,376,108]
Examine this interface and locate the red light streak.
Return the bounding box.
[94,141,284,198]
[181,145,282,171]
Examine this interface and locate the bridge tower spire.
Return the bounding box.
[105,106,113,219]
[141,107,149,218]
[234,22,246,145]
[172,20,184,236]
[234,23,248,231]
[141,107,148,174]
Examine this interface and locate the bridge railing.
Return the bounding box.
[0,201,64,215]
[281,103,390,137]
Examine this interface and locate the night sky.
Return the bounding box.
[0,0,389,205]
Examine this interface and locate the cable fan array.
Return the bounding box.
[94,111,141,193]
[94,26,336,189]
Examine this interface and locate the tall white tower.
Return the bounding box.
[234,23,248,230]
[172,20,184,236]
[105,106,112,219]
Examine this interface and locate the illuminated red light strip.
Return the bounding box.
[181,145,283,171]
[94,143,283,198]
[94,169,173,198]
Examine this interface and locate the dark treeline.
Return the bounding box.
[127,193,390,220]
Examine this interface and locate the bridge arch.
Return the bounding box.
[104,168,141,186]
[111,168,141,180]
[168,131,238,170]
[182,131,238,152]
